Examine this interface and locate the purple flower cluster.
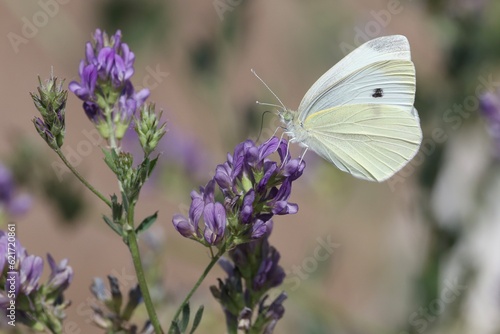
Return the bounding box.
[69,29,149,140]
[0,231,72,313]
[224,233,285,293]
[172,137,305,247]
[480,92,500,158]
[212,233,287,333]
[0,163,31,216]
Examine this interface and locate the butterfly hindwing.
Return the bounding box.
[301,104,422,181]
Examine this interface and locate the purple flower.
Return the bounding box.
[68,62,97,101]
[83,101,105,124]
[240,190,255,224]
[19,255,44,295]
[46,254,73,293]
[258,137,281,163]
[91,277,109,302]
[253,246,285,291]
[172,180,217,242]
[93,29,105,51]
[112,44,135,85]
[0,230,72,327]
[158,127,210,179]
[203,202,226,245]
[212,230,287,333]
[259,292,287,333]
[250,219,271,239]
[69,29,150,139]
[173,136,305,246]
[0,163,31,216]
[0,164,14,203]
[214,162,233,193]
[480,91,500,158]
[117,82,150,122]
[172,214,197,238]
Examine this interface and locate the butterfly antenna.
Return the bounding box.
[256,110,272,142]
[251,69,287,110]
[255,101,283,109]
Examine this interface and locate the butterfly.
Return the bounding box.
[254,35,422,182]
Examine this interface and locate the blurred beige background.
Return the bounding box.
[1,0,498,333]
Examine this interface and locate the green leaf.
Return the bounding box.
[190,305,204,334]
[180,303,190,332]
[169,322,181,334]
[101,148,117,172]
[148,156,160,176]
[111,194,123,224]
[121,191,129,212]
[102,215,122,236]
[107,275,123,314]
[135,211,158,235]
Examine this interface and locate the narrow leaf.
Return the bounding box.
[135,211,158,235]
[107,275,123,314]
[148,156,160,176]
[101,148,117,172]
[180,303,190,332]
[169,321,181,334]
[111,195,123,224]
[103,215,122,236]
[190,305,204,334]
[122,284,141,321]
[121,191,129,212]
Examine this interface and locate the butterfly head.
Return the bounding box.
[279,108,294,124]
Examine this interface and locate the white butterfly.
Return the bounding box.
[255,35,422,182]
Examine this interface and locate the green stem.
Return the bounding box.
[169,248,225,332]
[105,105,118,151]
[127,204,164,334]
[54,148,111,208]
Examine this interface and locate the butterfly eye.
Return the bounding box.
[372,88,384,98]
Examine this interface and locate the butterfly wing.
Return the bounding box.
[297,35,415,122]
[301,104,422,182]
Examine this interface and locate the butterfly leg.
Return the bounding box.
[299,145,309,165]
[279,131,294,163]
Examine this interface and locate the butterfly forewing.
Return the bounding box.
[297,35,414,121]
[298,60,415,122]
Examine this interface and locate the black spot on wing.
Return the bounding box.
[372,88,384,98]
